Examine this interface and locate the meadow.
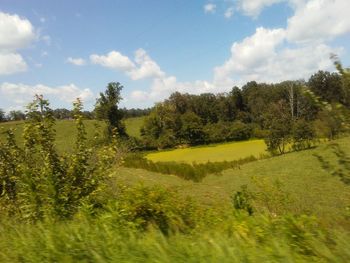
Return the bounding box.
[0,119,107,152]
[1,137,350,262]
[118,137,350,225]
[146,139,268,163]
[124,116,145,139]
[1,117,350,262]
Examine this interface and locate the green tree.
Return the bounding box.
[0,109,6,122]
[265,100,292,154]
[95,82,126,137]
[292,119,315,151]
[308,70,343,104]
[8,110,25,121]
[180,111,205,145]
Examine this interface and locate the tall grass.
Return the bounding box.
[0,211,349,262]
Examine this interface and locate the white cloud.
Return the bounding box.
[236,0,284,17]
[204,3,216,14]
[67,57,86,66]
[128,49,165,80]
[224,7,234,18]
[90,51,135,71]
[0,82,94,108]
[95,1,350,107]
[0,52,27,75]
[0,12,36,75]
[90,49,164,80]
[286,0,350,43]
[0,12,36,50]
[213,27,337,86]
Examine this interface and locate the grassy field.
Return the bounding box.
[0,117,145,152]
[123,116,144,138]
[115,137,350,226]
[146,139,268,163]
[0,120,106,153]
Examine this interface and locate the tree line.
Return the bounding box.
[139,68,349,152]
[0,104,151,122]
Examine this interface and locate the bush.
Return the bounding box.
[109,185,200,234]
[123,154,258,182]
[0,96,120,221]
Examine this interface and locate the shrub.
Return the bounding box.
[109,185,200,234]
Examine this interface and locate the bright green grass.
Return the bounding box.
[116,137,350,225]
[146,139,268,163]
[0,117,144,152]
[0,120,106,153]
[123,116,145,138]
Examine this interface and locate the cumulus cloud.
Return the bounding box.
[90,51,135,71]
[90,49,164,80]
[96,0,350,106]
[213,26,339,86]
[286,0,350,43]
[236,0,284,17]
[204,3,216,13]
[0,12,36,75]
[128,49,165,80]
[0,82,94,109]
[67,57,86,66]
[0,52,27,75]
[0,12,35,50]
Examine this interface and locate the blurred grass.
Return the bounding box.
[0,213,349,262]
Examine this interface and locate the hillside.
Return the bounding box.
[114,137,350,226]
[0,117,145,152]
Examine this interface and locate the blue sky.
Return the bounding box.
[0,0,349,111]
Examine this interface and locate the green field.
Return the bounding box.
[146,139,268,163]
[124,116,145,138]
[0,120,106,153]
[0,117,145,152]
[116,137,350,225]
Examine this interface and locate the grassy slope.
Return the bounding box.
[123,116,145,138]
[115,137,350,224]
[146,139,267,163]
[0,120,106,153]
[0,116,145,152]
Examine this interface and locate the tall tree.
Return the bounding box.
[95,82,126,137]
[0,109,6,122]
[8,110,25,121]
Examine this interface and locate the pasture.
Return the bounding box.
[0,117,145,152]
[0,120,106,152]
[116,137,350,225]
[124,116,144,138]
[146,139,268,163]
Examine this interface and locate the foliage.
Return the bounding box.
[264,100,292,154]
[232,185,254,215]
[110,185,200,234]
[0,96,119,221]
[292,118,316,151]
[8,110,26,121]
[95,82,126,137]
[0,109,5,122]
[123,154,259,182]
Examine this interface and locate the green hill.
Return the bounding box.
[114,137,350,226]
[0,117,145,152]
